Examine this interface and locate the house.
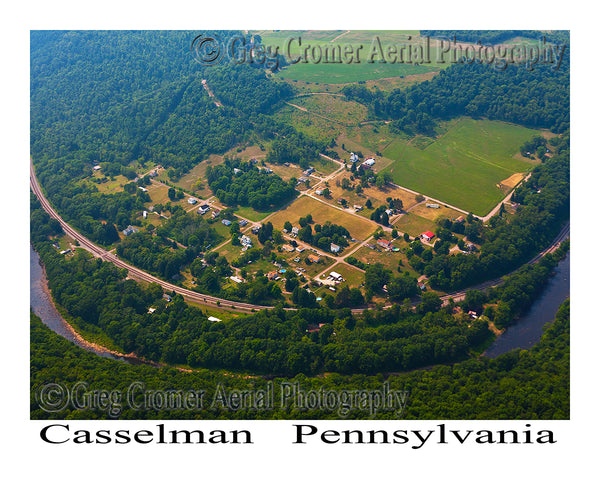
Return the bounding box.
[297,176,308,184]
[330,243,341,253]
[329,271,343,282]
[233,168,242,174]
[315,189,323,195]
[307,254,321,264]
[208,316,222,322]
[59,249,70,255]
[240,235,252,247]
[197,204,210,214]
[142,211,147,219]
[163,294,172,302]
[123,225,139,236]
[221,219,232,226]
[93,165,101,171]
[263,168,273,174]
[364,158,375,166]
[251,225,261,234]
[239,219,248,227]
[138,186,148,193]
[360,162,371,170]
[455,216,465,223]
[295,246,305,253]
[267,271,280,281]
[282,244,295,252]
[426,203,440,209]
[385,209,394,216]
[230,275,244,284]
[350,152,359,163]
[417,282,426,290]
[188,197,198,205]
[354,205,363,211]
[291,226,299,236]
[468,311,478,319]
[148,307,156,314]
[148,169,158,178]
[211,210,220,218]
[377,238,393,250]
[421,231,435,242]
[303,167,315,176]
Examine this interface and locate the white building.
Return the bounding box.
[330,243,340,253]
[364,158,375,166]
[240,235,252,247]
[329,271,343,282]
[350,152,359,163]
[188,197,198,205]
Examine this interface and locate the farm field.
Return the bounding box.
[268,195,377,242]
[381,118,540,215]
[254,30,444,84]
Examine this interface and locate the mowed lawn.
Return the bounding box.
[268,195,376,241]
[381,118,540,216]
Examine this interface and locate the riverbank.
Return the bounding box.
[483,251,570,358]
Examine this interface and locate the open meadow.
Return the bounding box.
[381,118,540,215]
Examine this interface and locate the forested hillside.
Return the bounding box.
[30,299,569,419]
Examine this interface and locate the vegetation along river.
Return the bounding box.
[30,245,570,364]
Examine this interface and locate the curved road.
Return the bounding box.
[31,159,569,315]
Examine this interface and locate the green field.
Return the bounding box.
[255,30,443,84]
[381,118,540,215]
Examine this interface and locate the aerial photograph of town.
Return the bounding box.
[29,28,570,433]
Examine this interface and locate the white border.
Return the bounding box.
[4,0,597,477]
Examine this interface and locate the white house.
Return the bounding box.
[350,152,359,163]
[188,197,198,205]
[330,243,341,253]
[197,204,210,214]
[364,158,375,166]
[291,226,299,236]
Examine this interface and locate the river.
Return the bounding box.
[31,244,570,363]
[30,244,127,361]
[483,251,570,358]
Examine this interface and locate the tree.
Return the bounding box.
[284,221,293,232]
[168,187,177,201]
[387,275,418,302]
[365,199,372,209]
[418,292,442,314]
[364,263,391,293]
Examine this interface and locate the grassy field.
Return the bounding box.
[268,195,377,241]
[392,212,439,238]
[254,30,444,84]
[381,118,540,215]
[408,202,463,222]
[323,170,418,212]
